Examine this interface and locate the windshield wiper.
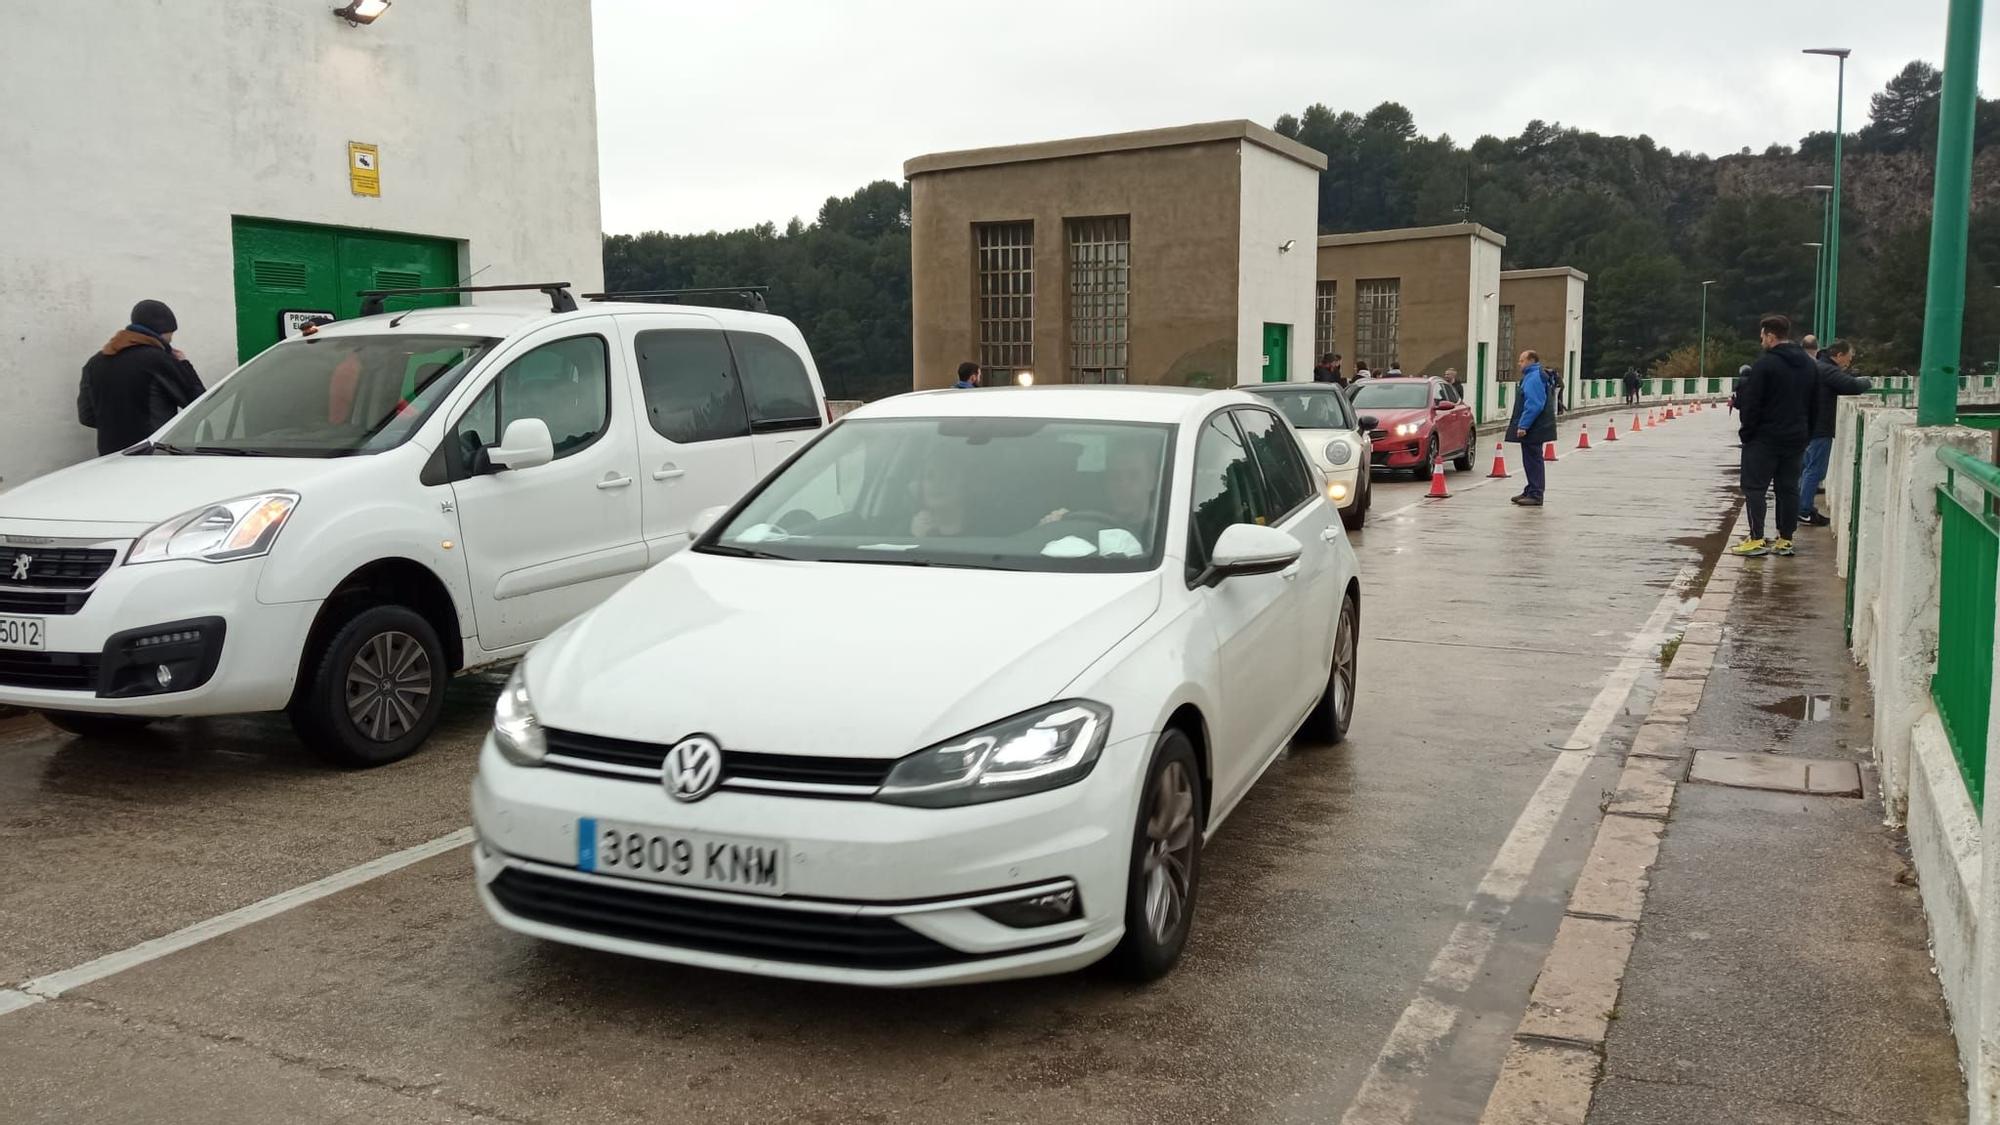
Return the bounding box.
[133,441,190,455]
[191,445,278,457]
[699,543,793,561]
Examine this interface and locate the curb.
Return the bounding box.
[1478,511,1747,1125]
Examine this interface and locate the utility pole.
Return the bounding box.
[1804,242,1824,336]
[1699,280,1717,386]
[1915,1,1982,424]
[1803,49,1851,340]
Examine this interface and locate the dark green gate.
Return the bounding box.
[231,218,460,361]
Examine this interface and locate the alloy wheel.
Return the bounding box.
[344,630,434,743]
[1142,760,1198,942]
[1333,603,1357,729]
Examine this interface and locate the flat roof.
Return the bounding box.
[1317,223,1507,250]
[904,119,1328,177]
[1501,266,1590,282]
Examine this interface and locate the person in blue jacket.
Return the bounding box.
[1509,350,1557,506]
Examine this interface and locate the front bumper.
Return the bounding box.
[1369,437,1427,470]
[471,734,1152,986]
[1315,463,1365,511]
[0,555,314,716]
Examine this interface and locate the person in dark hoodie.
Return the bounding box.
[1730,314,1819,557]
[77,299,204,455]
[1797,340,1871,526]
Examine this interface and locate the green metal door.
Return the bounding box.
[1475,342,1488,424]
[1261,323,1290,383]
[231,218,459,361]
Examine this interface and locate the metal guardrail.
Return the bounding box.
[1934,445,2000,809]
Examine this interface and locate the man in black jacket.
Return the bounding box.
[1799,340,1871,526]
[79,299,204,455]
[1731,314,1819,557]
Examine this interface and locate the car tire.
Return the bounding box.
[39,711,153,739]
[1341,473,1370,530]
[288,604,448,768]
[1414,435,1438,479]
[1107,730,1204,983]
[1453,433,1475,472]
[1301,592,1359,745]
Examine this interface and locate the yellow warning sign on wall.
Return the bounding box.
[348,142,380,197]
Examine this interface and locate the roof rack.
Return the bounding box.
[581,287,769,314]
[357,283,576,317]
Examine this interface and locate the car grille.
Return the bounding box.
[0,588,92,615]
[543,728,896,796]
[0,650,100,692]
[490,867,1045,970]
[1369,429,1388,441]
[0,547,117,588]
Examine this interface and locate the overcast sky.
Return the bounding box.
[591,0,1999,236]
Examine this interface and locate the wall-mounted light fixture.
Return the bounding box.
[333,0,391,25]
[1279,239,1297,253]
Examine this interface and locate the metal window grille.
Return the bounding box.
[1498,305,1518,382]
[1314,281,1338,362]
[976,222,1034,383]
[1067,216,1130,385]
[1353,278,1400,373]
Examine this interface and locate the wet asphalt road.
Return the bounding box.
[0,410,1742,1124]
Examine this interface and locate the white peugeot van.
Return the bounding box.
[0,285,828,766]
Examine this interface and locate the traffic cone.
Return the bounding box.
[1631,413,1642,434]
[1543,439,1560,462]
[1605,419,1619,442]
[1425,459,1450,499]
[1486,440,1509,478]
[1577,426,1592,450]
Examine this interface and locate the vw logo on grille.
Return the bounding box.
[9,554,31,582]
[662,735,723,802]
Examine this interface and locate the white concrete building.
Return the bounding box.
[0,0,604,487]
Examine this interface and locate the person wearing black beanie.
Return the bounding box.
[75,299,206,455]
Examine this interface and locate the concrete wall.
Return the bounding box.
[1468,241,1504,424]
[1318,224,1505,419]
[0,0,603,488]
[1499,268,1588,411]
[1234,144,1320,385]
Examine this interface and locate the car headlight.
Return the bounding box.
[1324,439,1354,467]
[1394,422,1420,437]
[125,491,300,565]
[877,701,1111,808]
[493,665,547,766]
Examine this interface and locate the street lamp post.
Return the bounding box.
[1803,48,1850,340]
[1805,185,1832,332]
[1699,280,1718,389]
[1913,3,1981,425]
[1803,242,1824,336]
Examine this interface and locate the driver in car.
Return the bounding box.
[1039,444,1159,553]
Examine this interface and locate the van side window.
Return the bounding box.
[727,332,821,434]
[634,329,751,444]
[451,335,609,467]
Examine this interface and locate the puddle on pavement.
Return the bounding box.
[1757,693,1838,721]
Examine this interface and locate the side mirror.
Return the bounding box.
[1202,524,1303,586]
[487,418,555,472]
[687,505,730,541]
[1432,400,1449,411]
[1357,415,1379,430]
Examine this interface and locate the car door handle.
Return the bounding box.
[651,466,686,481]
[1320,527,1341,542]
[596,475,634,490]
[1281,565,1301,581]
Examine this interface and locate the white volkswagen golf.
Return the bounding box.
[473,386,1362,986]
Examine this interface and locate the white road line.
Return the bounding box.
[1373,474,1504,522]
[1337,569,1691,1125]
[2,827,473,1016]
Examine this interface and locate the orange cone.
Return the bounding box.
[1630,413,1642,434]
[1577,426,1592,450]
[1543,439,1560,462]
[1425,459,1450,499]
[1605,419,1619,443]
[1486,440,1509,478]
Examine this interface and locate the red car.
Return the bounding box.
[1349,376,1477,477]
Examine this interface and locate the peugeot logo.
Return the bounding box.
[663,735,723,802]
[9,554,30,582]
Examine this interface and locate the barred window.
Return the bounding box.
[1314,281,1338,362]
[1353,278,1400,373]
[1498,305,1518,383]
[976,222,1034,384]
[1067,216,1130,385]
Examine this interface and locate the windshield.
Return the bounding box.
[1348,382,1431,410]
[154,335,496,457]
[706,417,1176,573]
[1254,389,1353,431]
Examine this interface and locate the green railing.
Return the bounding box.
[1934,446,2000,809]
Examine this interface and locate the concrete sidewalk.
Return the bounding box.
[1586,502,1964,1123]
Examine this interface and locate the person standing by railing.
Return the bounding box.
[1730,315,1818,558]
[1799,340,1872,527]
